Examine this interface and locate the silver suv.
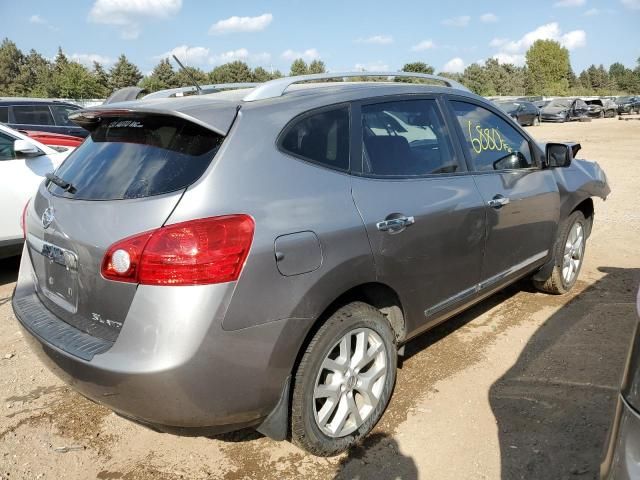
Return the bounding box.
[12,72,610,456]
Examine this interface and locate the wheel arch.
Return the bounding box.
[256,281,406,441]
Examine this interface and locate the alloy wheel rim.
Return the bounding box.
[562,222,584,285]
[313,327,387,438]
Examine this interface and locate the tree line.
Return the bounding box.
[0,38,638,100]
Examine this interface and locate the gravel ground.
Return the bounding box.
[1,117,639,480]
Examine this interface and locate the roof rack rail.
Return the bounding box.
[144,83,259,100]
[242,71,469,102]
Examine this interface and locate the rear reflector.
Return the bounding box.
[101,215,254,286]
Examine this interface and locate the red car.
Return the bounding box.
[19,130,83,150]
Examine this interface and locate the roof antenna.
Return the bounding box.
[172,54,203,95]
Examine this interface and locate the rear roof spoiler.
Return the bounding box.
[69,105,239,137]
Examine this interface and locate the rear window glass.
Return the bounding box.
[12,105,55,125]
[48,115,223,200]
[280,107,350,171]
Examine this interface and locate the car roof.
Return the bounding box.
[84,82,483,135]
[0,98,80,106]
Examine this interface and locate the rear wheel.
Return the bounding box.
[290,302,397,456]
[534,211,587,294]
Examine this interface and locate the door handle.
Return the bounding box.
[376,216,415,233]
[487,195,510,209]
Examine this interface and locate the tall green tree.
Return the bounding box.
[308,60,326,74]
[401,62,435,75]
[0,38,25,95]
[289,59,308,76]
[16,49,52,97]
[209,61,253,83]
[173,65,208,87]
[460,63,492,95]
[251,66,271,82]
[525,40,570,95]
[92,62,110,97]
[109,54,143,90]
[140,58,177,92]
[53,62,100,99]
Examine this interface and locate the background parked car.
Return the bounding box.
[533,99,551,109]
[585,99,617,118]
[0,99,87,138]
[494,100,540,126]
[540,98,589,122]
[18,130,83,151]
[0,123,71,259]
[616,96,640,115]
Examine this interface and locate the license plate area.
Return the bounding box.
[28,234,79,313]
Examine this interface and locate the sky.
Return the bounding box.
[2,0,639,76]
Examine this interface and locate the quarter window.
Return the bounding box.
[280,107,350,171]
[361,99,456,176]
[51,105,80,126]
[0,106,8,123]
[451,100,534,171]
[12,105,55,126]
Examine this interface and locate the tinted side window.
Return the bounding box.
[0,132,16,160]
[451,100,533,171]
[51,104,80,126]
[0,106,8,123]
[280,107,349,171]
[12,105,55,125]
[362,99,456,176]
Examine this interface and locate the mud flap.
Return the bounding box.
[256,375,290,441]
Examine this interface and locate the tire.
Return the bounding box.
[533,210,587,295]
[290,302,397,456]
[532,116,540,126]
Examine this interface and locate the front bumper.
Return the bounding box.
[601,395,640,479]
[541,113,567,122]
[11,249,305,435]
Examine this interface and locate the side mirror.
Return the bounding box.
[14,139,42,157]
[545,143,575,168]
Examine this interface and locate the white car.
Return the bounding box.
[0,124,72,259]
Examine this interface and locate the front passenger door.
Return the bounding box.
[447,99,560,289]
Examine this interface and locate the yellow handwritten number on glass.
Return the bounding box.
[467,121,512,154]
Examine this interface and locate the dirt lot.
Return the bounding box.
[1,117,639,480]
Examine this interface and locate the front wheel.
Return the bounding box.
[290,302,397,456]
[534,210,587,294]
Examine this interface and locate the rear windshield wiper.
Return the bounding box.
[45,173,76,194]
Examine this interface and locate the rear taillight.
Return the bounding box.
[21,200,30,239]
[101,215,255,286]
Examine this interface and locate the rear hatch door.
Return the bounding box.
[25,112,227,342]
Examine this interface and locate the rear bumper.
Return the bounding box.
[601,395,640,480]
[12,250,306,434]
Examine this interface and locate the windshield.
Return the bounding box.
[495,102,519,112]
[48,115,223,200]
[546,99,571,109]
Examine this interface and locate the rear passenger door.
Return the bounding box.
[10,105,60,135]
[350,96,487,336]
[446,97,559,290]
